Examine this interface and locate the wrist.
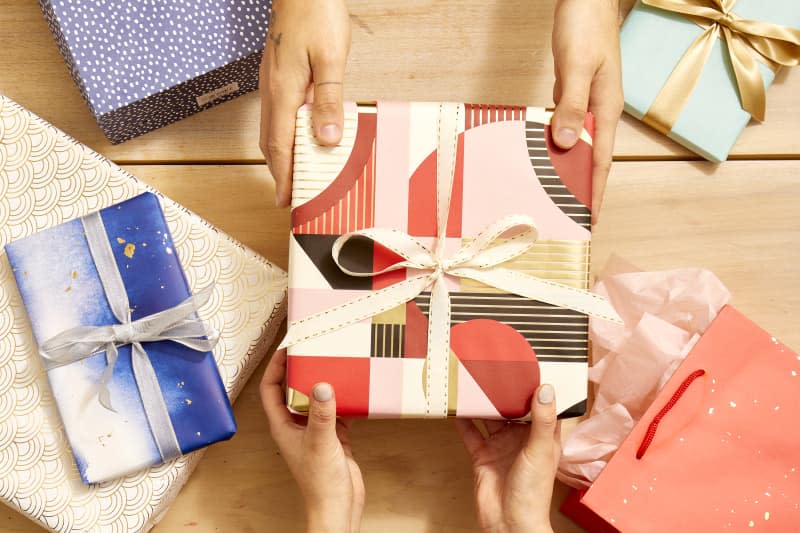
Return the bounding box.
[485,520,553,533]
[306,500,352,533]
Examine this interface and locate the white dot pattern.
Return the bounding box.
[44,0,271,114]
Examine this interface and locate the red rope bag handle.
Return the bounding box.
[636,369,706,460]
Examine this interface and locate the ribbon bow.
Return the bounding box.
[38,211,218,460]
[281,103,622,417]
[642,0,800,133]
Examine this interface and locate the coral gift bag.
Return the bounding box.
[582,306,800,532]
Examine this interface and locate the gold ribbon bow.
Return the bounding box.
[642,0,800,134]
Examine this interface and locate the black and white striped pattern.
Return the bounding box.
[414,292,588,363]
[525,121,591,230]
[371,323,405,357]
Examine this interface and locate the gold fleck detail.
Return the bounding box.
[65,286,72,293]
[124,243,136,258]
[116,237,126,244]
[185,399,193,405]
[71,271,78,279]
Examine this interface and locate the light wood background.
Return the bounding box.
[1,1,798,532]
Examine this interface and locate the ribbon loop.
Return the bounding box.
[282,103,624,418]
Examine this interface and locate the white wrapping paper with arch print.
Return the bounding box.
[0,95,287,532]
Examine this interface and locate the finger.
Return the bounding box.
[266,83,305,208]
[259,350,292,430]
[484,420,507,435]
[454,419,485,459]
[259,53,272,166]
[305,382,339,451]
[338,417,355,430]
[527,384,558,453]
[309,53,346,146]
[589,72,623,225]
[552,76,562,107]
[551,65,593,150]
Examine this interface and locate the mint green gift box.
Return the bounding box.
[620,0,800,162]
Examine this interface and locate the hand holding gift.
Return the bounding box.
[455,385,562,533]
[552,0,624,222]
[260,1,625,219]
[261,350,365,533]
[259,0,352,208]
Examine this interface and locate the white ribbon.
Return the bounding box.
[281,103,623,417]
[39,212,219,460]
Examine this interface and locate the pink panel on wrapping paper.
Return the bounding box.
[374,102,411,231]
[461,121,590,241]
[288,288,372,322]
[368,358,404,417]
[583,306,800,532]
[456,361,503,419]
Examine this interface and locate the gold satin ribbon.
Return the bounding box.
[641,0,800,134]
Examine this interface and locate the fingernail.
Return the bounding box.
[557,127,577,146]
[319,124,340,143]
[538,384,554,405]
[313,383,333,402]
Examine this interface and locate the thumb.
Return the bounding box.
[305,382,338,450]
[551,70,592,149]
[527,384,558,454]
[310,55,345,146]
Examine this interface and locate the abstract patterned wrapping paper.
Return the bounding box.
[40,0,272,143]
[6,192,237,485]
[0,95,287,532]
[286,102,595,420]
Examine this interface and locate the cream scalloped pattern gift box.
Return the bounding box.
[0,95,287,532]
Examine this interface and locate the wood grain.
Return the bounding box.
[0,0,798,163]
[5,161,798,532]
[1,0,799,530]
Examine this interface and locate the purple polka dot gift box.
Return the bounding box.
[39,0,272,144]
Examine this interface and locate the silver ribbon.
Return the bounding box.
[39,212,219,460]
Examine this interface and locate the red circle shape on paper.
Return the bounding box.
[451,319,541,419]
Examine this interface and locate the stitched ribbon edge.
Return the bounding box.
[282,102,623,418]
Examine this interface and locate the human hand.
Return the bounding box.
[259,0,352,207]
[551,0,623,224]
[455,385,561,533]
[260,350,365,533]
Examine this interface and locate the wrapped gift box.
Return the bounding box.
[6,192,238,484]
[581,306,800,532]
[0,95,287,530]
[40,0,272,143]
[621,0,800,162]
[285,102,600,420]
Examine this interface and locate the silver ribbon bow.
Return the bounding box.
[39,211,219,460]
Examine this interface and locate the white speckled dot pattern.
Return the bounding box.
[39,0,272,143]
[44,1,270,114]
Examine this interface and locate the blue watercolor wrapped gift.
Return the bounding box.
[5,192,236,484]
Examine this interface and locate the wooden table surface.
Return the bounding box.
[1,1,798,532]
